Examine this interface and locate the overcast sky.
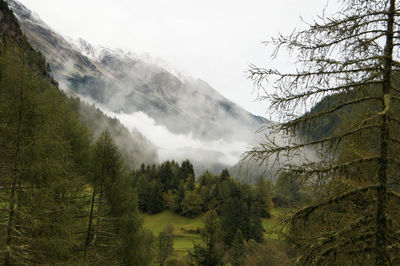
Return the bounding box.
[18,0,338,117]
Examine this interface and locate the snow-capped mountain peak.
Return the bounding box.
[66,36,191,84]
[67,37,97,59]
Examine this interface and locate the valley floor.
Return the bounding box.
[142,208,288,257]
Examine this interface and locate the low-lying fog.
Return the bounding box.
[107,110,251,166]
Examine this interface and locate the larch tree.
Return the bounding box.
[0,33,92,265]
[85,130,147,265]
[0,2,149,264]
[247,0,400,264]
[85,130,124,263]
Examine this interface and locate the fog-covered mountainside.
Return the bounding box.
[229,159,274,184]
[7,0,266,172]
[9,0,264,140]
[5,0,159,170]
[69,96,159,169]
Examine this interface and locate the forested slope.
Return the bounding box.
[0,1,154,264]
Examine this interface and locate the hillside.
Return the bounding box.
[69,96,158,169]
[0,1,156,263]
[4,0,159,169]
[7,0,266,171]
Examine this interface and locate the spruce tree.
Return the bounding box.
[190,209,223,266]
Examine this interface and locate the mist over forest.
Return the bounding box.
[1,0,400,265]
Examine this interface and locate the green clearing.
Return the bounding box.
[142,211,203,256]
[142,208,289,257]
[262,208,289,240]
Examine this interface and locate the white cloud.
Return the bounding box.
[106,111,250,165]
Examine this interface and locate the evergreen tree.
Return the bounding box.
[229,230,245,266]
[0,20,93,264]
[159,161,174,191]
[273,172,301,208]
[254,177,273,217]
[220,197,250,246]
[220,169,230,182]
[136,174,151,212]
[190,210,223,266]
[156,226,175,266]
[181,160,195,180]
[174,180,186,214]
[85,131,125,263]
[147,179,165,214]
[181,190,203,217]
[0,2,153,264]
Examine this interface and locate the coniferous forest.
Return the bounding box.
[1,0,400,265]
[0,2,288,264]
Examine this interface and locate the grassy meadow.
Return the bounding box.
[142,208,288,257]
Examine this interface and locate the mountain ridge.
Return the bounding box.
[8,0,267,171]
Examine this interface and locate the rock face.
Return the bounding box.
[8,0,267,171]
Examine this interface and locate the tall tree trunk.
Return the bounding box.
[93,184,103,247]
[84,185,97,258]
[5,47,25,266]
[208,231,214,266]
[376,0,395,264]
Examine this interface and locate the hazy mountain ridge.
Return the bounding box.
[70,97,159,169]
[8,0,267,172]
[6,0,159,169]
[68,37,190,84]
[9,0,264,139]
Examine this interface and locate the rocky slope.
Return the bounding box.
[8,0,266,171]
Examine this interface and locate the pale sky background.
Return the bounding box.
[18,0,339,117]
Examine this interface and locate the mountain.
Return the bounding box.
[4,0,158,169]
[69,97,159,169]
[7,0,266,171]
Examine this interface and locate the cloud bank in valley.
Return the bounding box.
[106,111,250,166]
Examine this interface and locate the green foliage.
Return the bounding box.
[0,27,93,264]
[157,226,175,265]
[0,3,154,264]
[247,0,400,263]
[70,97,158,170]
[218,179,264,246]
[181,190,204,217]
[228,230,245,266]
[242,239,289,266]
[133,160,195,215]
[254,177,274,217]
[190,210,223,266]
[147,179,165,214]
[273,172,303,208]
